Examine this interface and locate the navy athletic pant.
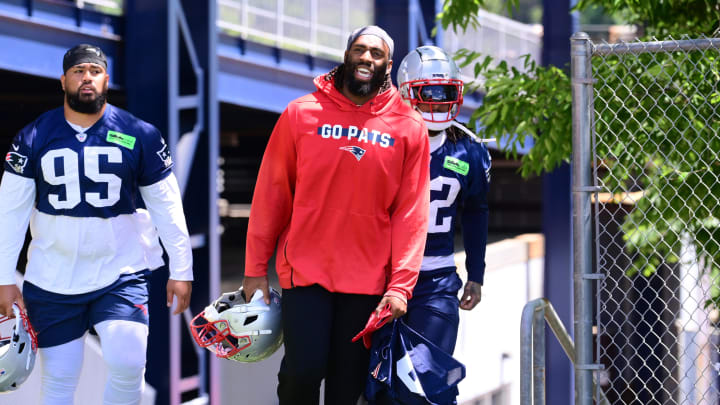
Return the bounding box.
[404,268,463,355]
[370,268,463,405]
[278,284,381,405]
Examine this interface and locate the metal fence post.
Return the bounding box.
[571,31,594,405]
[521,299,542,405]
[533,307,546,405]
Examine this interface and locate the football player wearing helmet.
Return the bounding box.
[190,287,283,363]
[243,25,430,405]
[379,45,492,404]
[0,44,193,404]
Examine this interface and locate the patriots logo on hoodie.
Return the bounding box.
[5,151,28,174]
[340,146,366,161]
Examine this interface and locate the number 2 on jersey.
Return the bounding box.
[41,146,122,209]
[428,176,460,233]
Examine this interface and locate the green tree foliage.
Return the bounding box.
[455,51,571,177]
[479,0,543,24]
[576,0,720,36]
[438,0,518,33]
[442,0,720,306]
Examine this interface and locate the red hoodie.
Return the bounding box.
[244,71,430,302]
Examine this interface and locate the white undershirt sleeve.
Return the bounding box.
[0,171,35,285]
[139,173,193,281]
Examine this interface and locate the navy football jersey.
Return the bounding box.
[4,105,173,219]
[365,319,466,405]
[425,134,491,283]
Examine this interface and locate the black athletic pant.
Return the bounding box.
[278,284,381,405]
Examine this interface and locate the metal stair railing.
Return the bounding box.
[520,298,610,405]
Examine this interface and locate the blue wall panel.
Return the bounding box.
[0,0,122,87]
[217,35,337,113]
[542,0,577,403]
[123,2,172,403]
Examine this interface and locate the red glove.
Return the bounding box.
[351,304,393,349]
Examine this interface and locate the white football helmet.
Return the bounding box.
[397,45,464,131]
[190,287,283,363]
[0,304,38,393]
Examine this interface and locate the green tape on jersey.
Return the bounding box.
[106,130,136,149]
[443,156,469,176]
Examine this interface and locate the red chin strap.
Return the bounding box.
[0,305,38,351]
[19,308,38,351]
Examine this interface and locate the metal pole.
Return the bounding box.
[206,1,221,403]
[520,299,541,405]
[168,3,181,405]
[533,307,546,405]
[276,0,283,48]
[310,0,317,56]
[408,0,418,51]
[434,0,443,47]
[341,0,348,47]
[544,302,576,363]
[571,31,594,405]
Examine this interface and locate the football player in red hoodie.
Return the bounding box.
[242,25,431,405]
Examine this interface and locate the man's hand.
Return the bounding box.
[459,281,482,311]
[242,276,270,304]
[0,284,24,318]
[377,295,407,320]
[167,280,192,315]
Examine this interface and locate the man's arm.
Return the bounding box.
[245,108,297,283]
[0,172,35,317]
[459,140,491,311]
[139,173,193,315]
[384,123,431,318]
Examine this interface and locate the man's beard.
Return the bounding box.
[66,83,108,114]
[343,56,387,97]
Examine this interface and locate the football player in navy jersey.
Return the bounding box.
[0,44,193,404]
[374,45,491,404]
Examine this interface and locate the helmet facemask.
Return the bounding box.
[406,79,463,129]
[189,305,251,358]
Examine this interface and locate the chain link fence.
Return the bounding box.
[574,34,720,404]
